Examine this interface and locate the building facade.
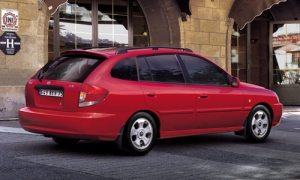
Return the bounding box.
[0,0,299,119]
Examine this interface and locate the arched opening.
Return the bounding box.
[137,0,181,47]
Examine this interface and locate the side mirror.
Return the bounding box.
[231,76,240,87]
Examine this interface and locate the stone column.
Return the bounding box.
[0,0,49,119]
[179,0,235,70]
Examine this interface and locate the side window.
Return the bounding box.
[141,55,185,83]
[111,57,138,81]
[180,55,229,85]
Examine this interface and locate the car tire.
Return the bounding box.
[123,112,157,156]
[52,137,79,146]
[245,105,271,142]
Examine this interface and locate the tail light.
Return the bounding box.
[79,84,108,107]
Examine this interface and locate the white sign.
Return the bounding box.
[1,9,19,32]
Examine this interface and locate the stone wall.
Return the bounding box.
[0,0,49,119]
[179,0,234,70]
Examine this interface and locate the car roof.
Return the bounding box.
[60,47,194,59]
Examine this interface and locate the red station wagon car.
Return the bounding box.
[19,47,283,155]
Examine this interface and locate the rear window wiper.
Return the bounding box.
[37,58,66,82]
[37,61,55,82]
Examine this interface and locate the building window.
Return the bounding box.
[59,1,93,49]
[272,23,300,85]
[48,0,149,61]
[98,1,128,46]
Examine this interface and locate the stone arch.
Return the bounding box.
[137,0,181,47]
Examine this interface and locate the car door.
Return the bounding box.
[137,54,196,131]
[179,54,245,130]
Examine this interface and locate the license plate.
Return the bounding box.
[39,89,63,97]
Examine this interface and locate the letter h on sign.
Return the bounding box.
[7,39,14,48]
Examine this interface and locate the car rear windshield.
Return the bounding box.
[34,55,106,83]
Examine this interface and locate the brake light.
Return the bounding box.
[79,84,108,107]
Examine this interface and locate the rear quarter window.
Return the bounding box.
[110,57,138,81]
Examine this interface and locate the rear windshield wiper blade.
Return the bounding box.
[37,60,55,82]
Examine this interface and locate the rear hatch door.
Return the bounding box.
[25,54,106,112]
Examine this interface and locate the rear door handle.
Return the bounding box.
[147,92,156,97]
[198,95,208,99]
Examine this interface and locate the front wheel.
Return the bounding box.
[245,105,271,142]
[123,112,157,156]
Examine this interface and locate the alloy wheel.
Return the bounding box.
[251,110,269,138]
[130,118,153,150]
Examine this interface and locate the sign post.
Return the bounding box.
[0,32,21,55]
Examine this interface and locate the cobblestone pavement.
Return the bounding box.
[0,111,299,179]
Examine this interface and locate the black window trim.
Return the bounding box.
[175,53,192,83]
[136,56,153,82]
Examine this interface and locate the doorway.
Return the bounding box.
[231,21,269,89]
[270,21,300,105]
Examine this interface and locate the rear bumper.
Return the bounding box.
[18,107,123,141]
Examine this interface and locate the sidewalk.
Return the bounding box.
[283,106,300,112]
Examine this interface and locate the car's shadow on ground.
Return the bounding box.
[49,140,124,156]
[154,133,245,149]
[23,132,278,157]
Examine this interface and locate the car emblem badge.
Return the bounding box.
[46,81,51,85]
